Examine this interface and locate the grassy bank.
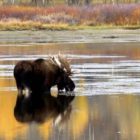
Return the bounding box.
[0,4,140,30]
[0,21,139,31]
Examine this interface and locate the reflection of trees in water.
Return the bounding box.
[0,91,28,140]
[70,96,89,139]
[91,95,140,140]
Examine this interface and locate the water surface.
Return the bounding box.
[0,42,140,140]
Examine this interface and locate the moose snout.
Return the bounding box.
[65,80,75,92]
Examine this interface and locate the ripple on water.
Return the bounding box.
[0,54,140,95]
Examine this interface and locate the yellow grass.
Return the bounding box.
[0,20,139,31]
[0,20,79,30]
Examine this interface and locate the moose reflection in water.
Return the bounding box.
[14,55,75,97]
[14,91,75,124]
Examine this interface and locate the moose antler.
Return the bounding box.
[58,55,72,75]
[49,55,72,75]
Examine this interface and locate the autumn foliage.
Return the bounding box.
[0,4,139,29]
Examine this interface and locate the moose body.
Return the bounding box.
[14,56,75,96]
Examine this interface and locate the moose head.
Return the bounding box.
[54,55,75,92]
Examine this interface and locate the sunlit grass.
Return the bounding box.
[0,21,42,30]
[0,21,78,30]
[0,21,139,31]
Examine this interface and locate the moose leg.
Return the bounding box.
[22,87,31,98]
[18,87,31,98]
[43,87,51,95]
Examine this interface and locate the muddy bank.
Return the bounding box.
[0,29,140,44]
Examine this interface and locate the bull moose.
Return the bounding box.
[14,55,75,97]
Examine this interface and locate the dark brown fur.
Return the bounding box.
[14,57,75,95]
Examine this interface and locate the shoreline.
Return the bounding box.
[0,23,140,31]
[0,28,140,44]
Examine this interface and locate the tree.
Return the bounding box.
[84,0,91,5]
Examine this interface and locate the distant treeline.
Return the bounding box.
[0,0,140,6]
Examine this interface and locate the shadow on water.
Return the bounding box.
[14,92,75,124]
[0,42,140,140]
